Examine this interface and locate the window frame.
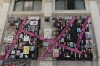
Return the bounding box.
[55,0,85,10]
[14,0,42,11]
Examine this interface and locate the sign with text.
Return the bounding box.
[44,29,52,39]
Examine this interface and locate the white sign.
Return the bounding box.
[44,29,52,39]
[7,36,13,42]
[30,21,38,25]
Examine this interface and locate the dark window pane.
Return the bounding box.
[67,0,75,10]
[55,0,85,10]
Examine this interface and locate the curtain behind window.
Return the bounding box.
[29,1,33,10]
[24,1,29,11]
[75,0,85,10]
[55,0,64,10]
[14,1,23,11]
[14,0,42,11]
[33,0,42,10]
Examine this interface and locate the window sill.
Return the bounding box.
[54,10,89,14]
[13,10,42,13]
[12,11,44,16]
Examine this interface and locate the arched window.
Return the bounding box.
[55,0,85,10]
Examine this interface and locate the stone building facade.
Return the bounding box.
[0,0,100,66]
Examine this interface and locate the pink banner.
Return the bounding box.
[40,16,77,60]
[4,16,87,61]
[4,17,27,60]
[75,16,89,49]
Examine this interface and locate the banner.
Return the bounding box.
[30,21,38,25]
[24,36,29,41]
[23,46,30,54]
[86,40,93,48]
[30,46,34,51]
[7,36,14,42]
[43,42,48,46]
[44,29,52,39]
[85,32,92,40]
[53,49,59,57]
[28,25,35,31]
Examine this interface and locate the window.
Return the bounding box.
[55,0,85,10]
[14,0,42,11]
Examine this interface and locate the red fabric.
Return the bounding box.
[59,18,62,21]
[9,64,13,66]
